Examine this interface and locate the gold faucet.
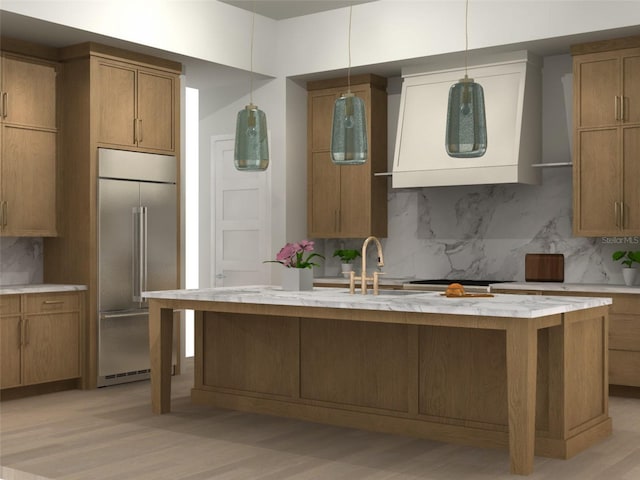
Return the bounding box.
[349,236,385,295]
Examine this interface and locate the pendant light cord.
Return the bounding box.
[250,3,255,105]
[347,3,352,94]
[464,0,469,79]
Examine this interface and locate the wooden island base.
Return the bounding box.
[188,306,611,472]
[147,290,612,476]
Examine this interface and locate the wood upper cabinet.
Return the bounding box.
[0,291,83,390]
[94,57,178,153]
[572,37,640,236]
[0,52,58,236]
[307,75,388,238]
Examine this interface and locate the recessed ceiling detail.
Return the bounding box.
[219,0,376,20]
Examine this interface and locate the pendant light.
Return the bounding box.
[445,0,487,158]
[234,6,269,171]
[330,4,367,165]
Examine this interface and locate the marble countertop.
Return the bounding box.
[0,284,88,295]
[491,282,640,295]
[143,286,611,319]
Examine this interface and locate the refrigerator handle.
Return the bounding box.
[141,206,148,300]
[132,206,147,303]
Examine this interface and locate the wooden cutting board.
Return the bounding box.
[525,253,564,282]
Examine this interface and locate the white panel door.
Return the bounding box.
[211,135,271,287]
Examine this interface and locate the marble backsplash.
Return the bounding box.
[0,237,43,286]
[320,168,637,286]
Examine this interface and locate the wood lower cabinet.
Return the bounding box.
[307,75,387,238]
[572,36,640,236]
[0,50,59,236]
[0,296,21,388]
[0,291,84,391]
[494,288,640,388]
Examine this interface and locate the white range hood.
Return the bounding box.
[392,51,542,188]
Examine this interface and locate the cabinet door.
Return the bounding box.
[0,315,22,388]
[575,54,619,128]
[574,128,619,235]
[1,54,57,129]
[338,85,374,237]
[1,125,57,236]
[623,126,640,232]
[309,152,341,236]
[622,53,640,124]
[95,61,136,147]
[340,163,372,236]
[22,312,80,385]
[137,70,175,152]
[309,90,337,151]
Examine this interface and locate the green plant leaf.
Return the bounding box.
[628,251,640,264]
[612,250,626,261]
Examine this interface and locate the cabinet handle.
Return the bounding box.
[24,319,29,346]
[614,202,619,227]
[18,319,22,347]
[1,92,6,118]
[621,96,626,122]
[138,118,143,142]
[0,200,4,229]
[621,202,625,228]
[615,96,619,121]
[2,201,7,228]
[43,300,65,305]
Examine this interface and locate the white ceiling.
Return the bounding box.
[219,1,376,20]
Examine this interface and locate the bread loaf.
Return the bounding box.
[445,283,465,297]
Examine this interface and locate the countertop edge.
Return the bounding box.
[491,282,640,295]
[0,284,88,295]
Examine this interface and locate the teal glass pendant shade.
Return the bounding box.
[330,93,368,165]
[234,104,269,171]
[445,77,487,158]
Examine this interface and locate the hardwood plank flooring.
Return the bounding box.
[1,360,639,479]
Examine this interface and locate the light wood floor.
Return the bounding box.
[1,360,639,480]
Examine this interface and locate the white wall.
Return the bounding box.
[276,1,640,77]
[1,0,277,76]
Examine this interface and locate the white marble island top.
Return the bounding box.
[143,286,611,319]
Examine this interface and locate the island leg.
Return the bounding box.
[149,300,174,414]
[506,320,538,475]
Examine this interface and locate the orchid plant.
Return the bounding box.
[268,240,324,269]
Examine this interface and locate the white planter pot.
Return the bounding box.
[341,263,353,278]
[282,268,314,291]
[622,267,638,287]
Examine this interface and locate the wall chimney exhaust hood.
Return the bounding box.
[392,51,542,188]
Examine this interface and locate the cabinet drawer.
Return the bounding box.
[610,314,640,351]
[0,295,21,315]
[609,295,640,315]
[610,349,640,387]
[25,292,79,313]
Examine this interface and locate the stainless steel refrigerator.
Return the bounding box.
[97,148,177,387]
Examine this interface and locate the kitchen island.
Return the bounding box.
[143,286,612,476]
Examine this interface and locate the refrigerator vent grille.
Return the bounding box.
[106,368,151,380]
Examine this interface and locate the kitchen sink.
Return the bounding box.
[339,289,424,296]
